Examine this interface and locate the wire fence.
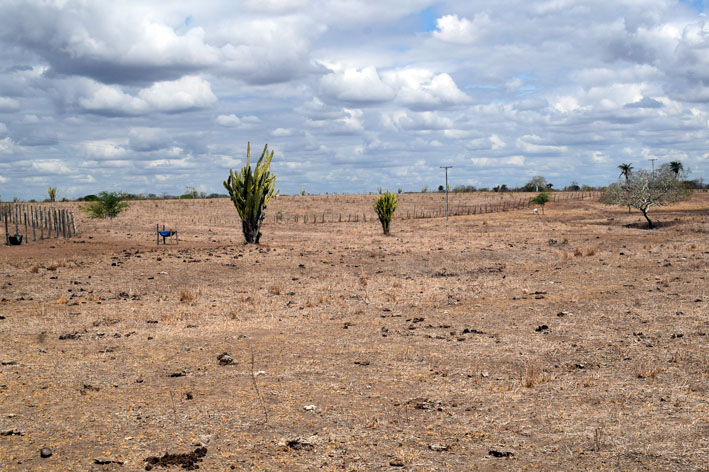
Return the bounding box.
[258,191,601,225]
[2,203,78,245]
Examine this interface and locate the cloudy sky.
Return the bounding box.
[0,0,707,199]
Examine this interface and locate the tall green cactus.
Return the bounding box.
[374,190,398,235]
[224,142,278,244]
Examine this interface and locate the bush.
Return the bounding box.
[529,191,551,214]
[374,191,398,235]
[81,191,130,219]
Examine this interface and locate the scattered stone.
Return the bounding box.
[389,458,404,467]
[1,361,17,366]
[168,371,186,378]
[144,447,207,470]
[40,447,53,458]
[217,352,235,365]
[185,392,193,400]
[354,360,370,366]
[557,311,571,317]
[429,444,449,451]
[488,450,513,458]
[381,327,389,337]
[1,429,23,436]
[146,320,158,324]
[283,434,319,451]
[406,397,442,411]
[303,405,316,411]
[462,328,485,335]
[343,322,353,329]
[94,458,124,465]
[535,325,549,332]
[58,332,82,340]
[0,315,5,320]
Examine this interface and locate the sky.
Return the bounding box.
[0,0,707,199]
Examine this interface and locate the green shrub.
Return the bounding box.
[529,191,550,214]
[374,191,398,235]
[81,191,129,219]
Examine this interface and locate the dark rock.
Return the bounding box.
[94,458,124,465]
[462,328,485,335]
[389,458,404,467]
[488,450,513,458]
[144,447,207,470]
[217,353,235,365]
[535,325,549,332]
[40,447,52,458]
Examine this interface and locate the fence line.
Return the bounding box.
[1,203,78,245]
[263,191,601,225]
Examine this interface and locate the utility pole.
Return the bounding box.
[648,158,657,178]
[440,166,452,220]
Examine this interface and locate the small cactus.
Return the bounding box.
[374,190,398,235]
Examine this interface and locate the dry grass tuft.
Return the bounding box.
[54,294,68,305]
[179,289,196,303]
[29,263,39,274]
[585,246,596,256]
[522,363,539,388]
[635,364,659,380]
[359,271,368,287]
[268,284,282,295]
[574,247,583,257]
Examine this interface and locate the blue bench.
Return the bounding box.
[156,225,178,245]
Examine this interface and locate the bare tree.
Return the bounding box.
[601,167,689,229]
[526,176,547,192]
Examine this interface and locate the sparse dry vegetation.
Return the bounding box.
[0,192,707,470]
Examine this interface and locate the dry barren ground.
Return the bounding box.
[1,193,708,471]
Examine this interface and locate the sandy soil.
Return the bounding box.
[0,193,708,471]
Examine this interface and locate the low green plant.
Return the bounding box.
[374,190,398,235]
[529,191,550,214]
[224,142,278,244]
[81,191,130,219]
[48,187,57,203]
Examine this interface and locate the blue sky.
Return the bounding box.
[0,0,707,199]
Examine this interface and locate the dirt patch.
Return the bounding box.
[0,193,707,470]
[144,447,207,470]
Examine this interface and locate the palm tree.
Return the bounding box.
[669,160,683,178]
[618,163,633,181]
[618,163,633,213]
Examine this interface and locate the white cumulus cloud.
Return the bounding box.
[216,114,241,127]
[433,13,490,44]
[80,76,217,115]
[320,67,396,103]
